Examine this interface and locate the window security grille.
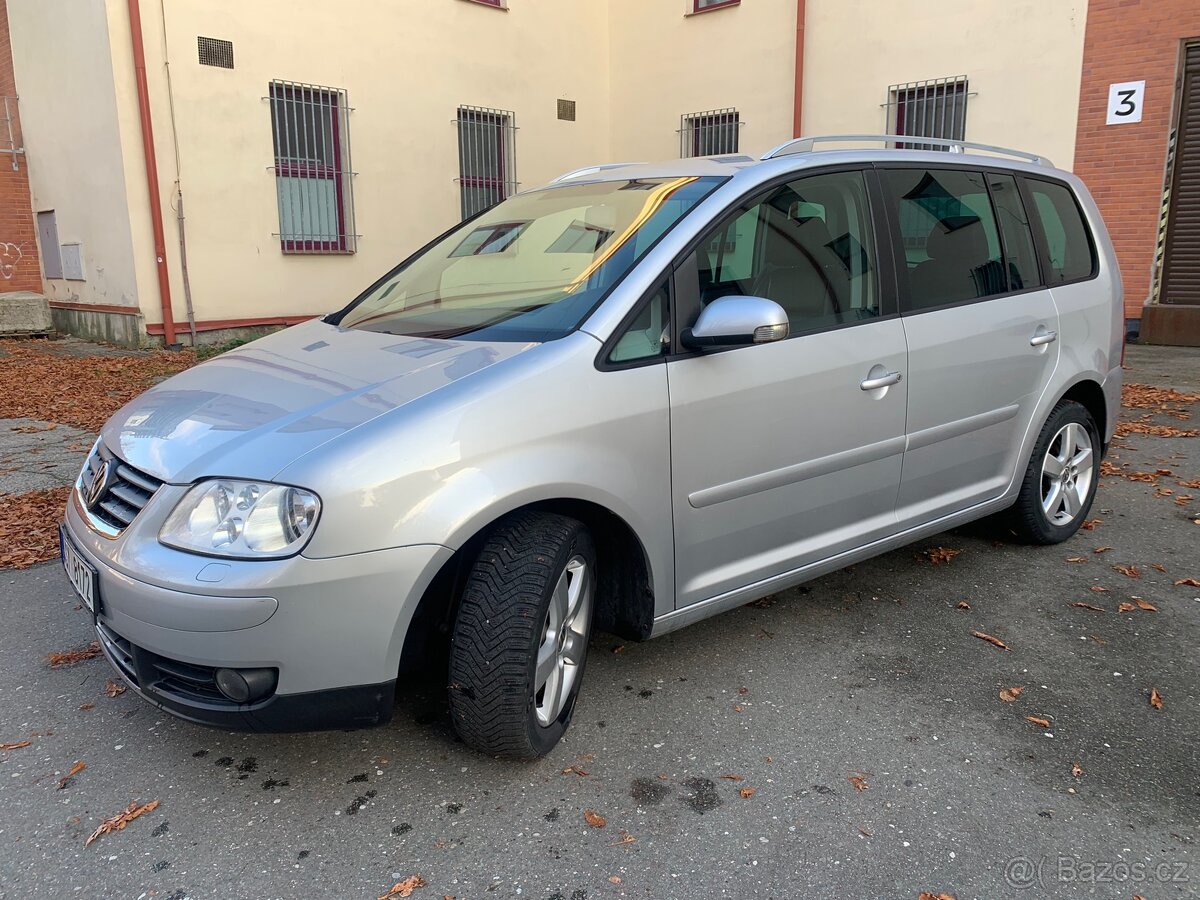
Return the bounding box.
[455,105,518,220]
[197,37,234,69]
[268,80,357,253]
[885,77,969,150]
[680,108,741,158]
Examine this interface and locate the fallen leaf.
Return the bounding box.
[611,645,625,654]
[739,787,757,799]
[1071,762,1083,778]
[1150,688,1163,710]
[848,772,870,792]
[1112,564,1141,579]
[78,703,94,711]
[561,765,589,777]
[48,641,101,668]
[1069,602,1105,612]
[1065,556,1088,563]
[955,600,971,610]
[608,876,621,885]
[1024,716,1052,729]
[999,686,1025,703]
[1089,635,1108,645]
[1178,479,1200,489]
[58,760,86,790]
[378,876,426,900]
[1174,578,1200,587]
[1081,518,1102,530]
[737,686,749,694]
[104,679,126,698]
[611,830,636,846]
[732,703,743,713]
[858,826,873,837]
[1150,563,1167,573]
[1093,546,1113,554]
[1134,598,1158,612]
[918,893,957,900]
[719,773,745,781]
[0,740,32,750]
[923,547,961,565]
[85,799,160,846]
[1089,585,1110,593]
[972,631,1010,651]
[1118,602,1138,612]
[583,809,606,828]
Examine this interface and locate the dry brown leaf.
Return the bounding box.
[1134,598,1158,612]
[972,631,1010,651]
[1071,762,1083,778]
[955,600,971,610]
[732,703,744,713]
[848,772,870,792]
[48,641,101,668]
[1150,563,1167,572]
[1069,602,1105,612]
[923,547,961,565]
[1081,518,1102,530]
[917,893,957,900]
[583,809,606,828]
[0,740,32,750]
[608,876,621,884]
[738,786,757,798]
[1024,715,1051,729]
[378,876,426,900]
[1150,688,1164,710]
[1118,602,1138,612]
[1093,546,1113,554]
[737,686,749,694]
[104,679,126,698]
[561,765,589,777]
[611,645,625,654]
[58,760,86,790]
[611,830,636,846]
[1112,564,1141,579]
[1089,585,1110,593]
[1089,635,1108,645]
[84,799,160,846]
[1178,479,1200,489]
[78,703,94,711]
[1174,578,1200,587]
[719,773,745,781]
[999,686,1025,703]
[1065,556,1088,563]
[1,487,73,570]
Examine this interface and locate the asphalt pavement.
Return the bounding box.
[0,346,1196,899]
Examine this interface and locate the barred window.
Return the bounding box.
[680,108,740,158]
[886,77,969,151]
[268,80,356,253]
[456,106,518,220]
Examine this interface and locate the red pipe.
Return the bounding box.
[793,0,806,138]
[127,0,177,347]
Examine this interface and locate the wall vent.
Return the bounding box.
[557,99,576,122]
[197,36,234,69]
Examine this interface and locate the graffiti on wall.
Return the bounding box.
[0,242,24,279]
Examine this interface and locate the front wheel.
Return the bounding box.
[448,511,595,758]
[1006,400,1100,544]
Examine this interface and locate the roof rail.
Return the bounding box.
[550,162,645,184]
[761,134,1053,168]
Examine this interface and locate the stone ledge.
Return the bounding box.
[0,291,53,335]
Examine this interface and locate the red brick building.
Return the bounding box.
[1075,0,1200,343]
[0,0,39,294]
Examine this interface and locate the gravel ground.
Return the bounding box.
[0,345,1196,899]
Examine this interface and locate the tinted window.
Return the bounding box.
[693,169,879,334]
[608,282,669,364]
[1027,179,1096,284]
[987,173,1041,290]
[884,168,1005,310]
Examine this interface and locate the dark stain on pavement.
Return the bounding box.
[262,778,289,791]
[191,749,208,758]
[630,777,670,805]
[679,777,721,814]
[347,773,368,783]
[391,823,412,835]
[346,789,377,815]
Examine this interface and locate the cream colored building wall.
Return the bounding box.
[608,0,799,161]
[118,0,614,328]
[7,0,143,311]
[802,0,1088,170]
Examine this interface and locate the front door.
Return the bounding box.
[667,168,909,608]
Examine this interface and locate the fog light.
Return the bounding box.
[214,667,276,703]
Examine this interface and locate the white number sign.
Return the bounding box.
[1106,80,1145,125]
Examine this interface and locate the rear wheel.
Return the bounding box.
[448,511,595,758]
[1007,400,1099,544]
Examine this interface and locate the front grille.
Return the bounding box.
[79,445,162,532]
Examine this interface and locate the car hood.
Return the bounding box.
[101,319,536,483]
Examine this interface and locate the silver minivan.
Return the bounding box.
[61,136,1122,757]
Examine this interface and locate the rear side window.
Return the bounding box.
[987,173,1042,291]
[882,168,1006,310]
[1026,179,1096,284]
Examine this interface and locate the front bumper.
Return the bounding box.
[63,498,453,731]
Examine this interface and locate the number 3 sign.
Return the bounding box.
[1106,80,1146,125]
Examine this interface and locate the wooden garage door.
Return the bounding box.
[1162,43,1200,305]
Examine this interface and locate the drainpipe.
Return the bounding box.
[127,0,178,347]
[792,0,806,138]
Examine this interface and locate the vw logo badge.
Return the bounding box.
[84,458,111,510]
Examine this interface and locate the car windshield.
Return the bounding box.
[331,176,724,341]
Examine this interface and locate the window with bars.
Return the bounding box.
[680,108,740,158]
[885,77,969,150]
[268,80,356,253]
[692,0,740,11]
[456,106,518,220]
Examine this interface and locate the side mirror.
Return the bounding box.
[681,295,789,350]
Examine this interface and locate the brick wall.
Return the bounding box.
[0,0,40,294]
[1074,0,1200,321]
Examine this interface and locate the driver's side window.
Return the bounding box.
[696,169,879,335]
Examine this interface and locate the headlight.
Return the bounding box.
[160,480,320,559]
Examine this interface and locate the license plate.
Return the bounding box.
[60,525,100,615]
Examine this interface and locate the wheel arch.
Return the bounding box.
[1058,377,1109,447]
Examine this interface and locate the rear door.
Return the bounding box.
[879,166,1060,526]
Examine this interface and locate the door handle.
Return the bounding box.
[860,370,902,391]
[1030,330,1058,347]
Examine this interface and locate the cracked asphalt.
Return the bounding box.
[0,346,1197,899]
